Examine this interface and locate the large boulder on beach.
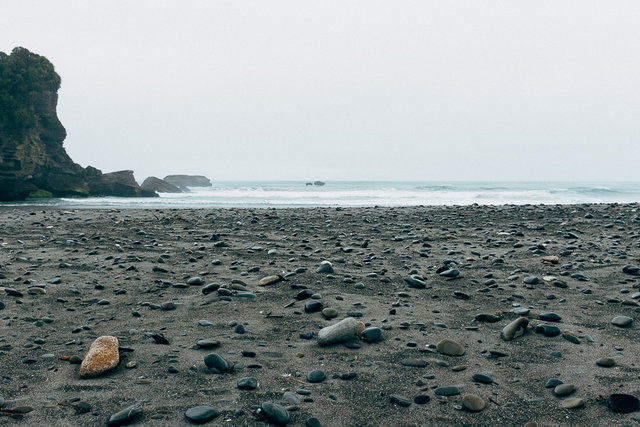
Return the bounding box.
[78,336,119,378]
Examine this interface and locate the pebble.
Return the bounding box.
[607,393,639,413]
[413,395,430,404]
[237,377,258,390]
[535,324,561,337]
[322,308,338,319]
[304,300,323,313]
[436,339,465,356]
[611,316,633,327]
[204,353,231,373]
[462,394,485,412]
[561,397,584,409]
[472,373,493,384]
[184,405,220,424]
[435,386,460,396]
[501,317,529,341]
[359,327,382,342]
[389,394,412,407]
[316,262,334,274]
[78,336,119,378]
[318,317,357,346]
[107,404,143,426]
[260,401,290,425]
[553,384,575,396]
[307,369,326,383]
[539,312,562,322]
[596,357,616,367]
[475,313,502,323]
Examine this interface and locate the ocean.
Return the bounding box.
[2,181,639,209]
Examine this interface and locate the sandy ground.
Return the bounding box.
[0,204,639,426]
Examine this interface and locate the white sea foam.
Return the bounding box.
[4,181,639,208]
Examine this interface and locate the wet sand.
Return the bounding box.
[0,204,639,426]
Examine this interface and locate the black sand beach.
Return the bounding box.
[1,204,639,426]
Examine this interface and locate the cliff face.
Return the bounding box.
[0,47,156,200]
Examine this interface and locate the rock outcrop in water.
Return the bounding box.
[141,176,182,193]
[0,47,156,201]
[163,175,212,189]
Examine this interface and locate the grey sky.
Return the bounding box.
[2,1,640,182]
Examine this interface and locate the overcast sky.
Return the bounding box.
[2,1,640,182]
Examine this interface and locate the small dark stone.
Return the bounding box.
[472,373,493,384]
[204,353,231,373]
[304,301,323,313]
[607,393,639,413]
[107,405,143,426]
[237,376,258,390]
[413,395,430,404]
[260,402,290,426]
[151,333,169,344]
[185,405,220,424]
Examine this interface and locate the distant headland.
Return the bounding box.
[0,47,210,201]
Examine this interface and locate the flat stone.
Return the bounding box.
[596,358,616,367]
[413,395,430,404]
[561,398,585,409]
[316,262,334,274]
[185,405,220,424]
[475,313,502,323]
[472,373,493,384]
[79,336,119,378]
[400,358,428,367]
[322,308,338,319]
[611,316,633,327]
[535,324,561,337]
[389,394,412,407]
[304,300,323,313]
[545,378,563,388]
[107,405,142,426]
[436,339,464,356]
[196,339,219,349]
[435,386,460,396]
[462,394,485,412]
[554,384,575,396]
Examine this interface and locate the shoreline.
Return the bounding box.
[1,204,639,426]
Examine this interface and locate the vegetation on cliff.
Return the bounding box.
[0,47,60,137]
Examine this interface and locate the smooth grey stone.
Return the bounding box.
[316,263,334,274]
[501,317,529,341]
[322,308,338,319]
[187,277,204,286]
[196,339,219,348]
[260,402,290,425]
[545,379,562,389]
[185,405,220,424]
[435,386,460,396]
[596,358,616,367]
[554,384,575,396]
[523,276,539,284]
[400,358,428,367]
[389,394,412,407]
[307,369,326,383]
[611,315,633,327]
[318,317,357,346]
[510,307,530,316]
[107,405,143,426]
[440,269,459,278]
[283,391,301,405]
[404,276,427,289]
[198,319,214,327]
[563,333,581,344]
[204,353,231,373]
[161,301,176,310]
[304,300,323,313]
[237,377,258,390]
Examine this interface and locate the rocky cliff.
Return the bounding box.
[0,47,156,201]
